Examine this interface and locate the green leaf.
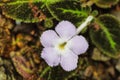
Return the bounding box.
[90,14,120,58]
[94,0,119,8]
[0,0,61,5]
[0,0,40,5]
[45,0,92,26]
[0,0,91,24]
[0,0,46,23]
[0,0,62,23]
[41,0,62,5]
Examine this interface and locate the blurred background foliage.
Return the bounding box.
[0,0,120,80]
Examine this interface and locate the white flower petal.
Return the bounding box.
[67,35,89,55]
[41,48,60,67]
[55,21,77,40]
[40,30,59,47]
[60,50,78,71]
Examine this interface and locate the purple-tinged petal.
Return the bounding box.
[55,21,77,40]
[40,30,59,47]
[60,50,78,71]
[41,48,60,67]
[67,35,89,55]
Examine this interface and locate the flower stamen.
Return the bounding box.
[58,42,67,50]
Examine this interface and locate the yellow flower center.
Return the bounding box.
[58,42,67,50]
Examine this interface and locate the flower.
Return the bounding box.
[40,21,89,71]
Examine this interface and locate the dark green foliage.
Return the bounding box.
[94,0,119,8]
[1,1,44,23]
[47,0,91,26]
[0,0,91,25]
[90,14,120,58]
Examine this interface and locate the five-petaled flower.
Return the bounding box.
[40,21,89,71]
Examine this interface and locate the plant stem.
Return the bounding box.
[40,66,51,78]
[76,15,94,34]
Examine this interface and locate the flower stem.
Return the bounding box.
[76,15,94,34]
[40,66,51,78]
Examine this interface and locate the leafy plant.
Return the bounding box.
[90,14,120,58]
[0,0,46,22]
[0,0,92,25]
[93,0,119,8]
